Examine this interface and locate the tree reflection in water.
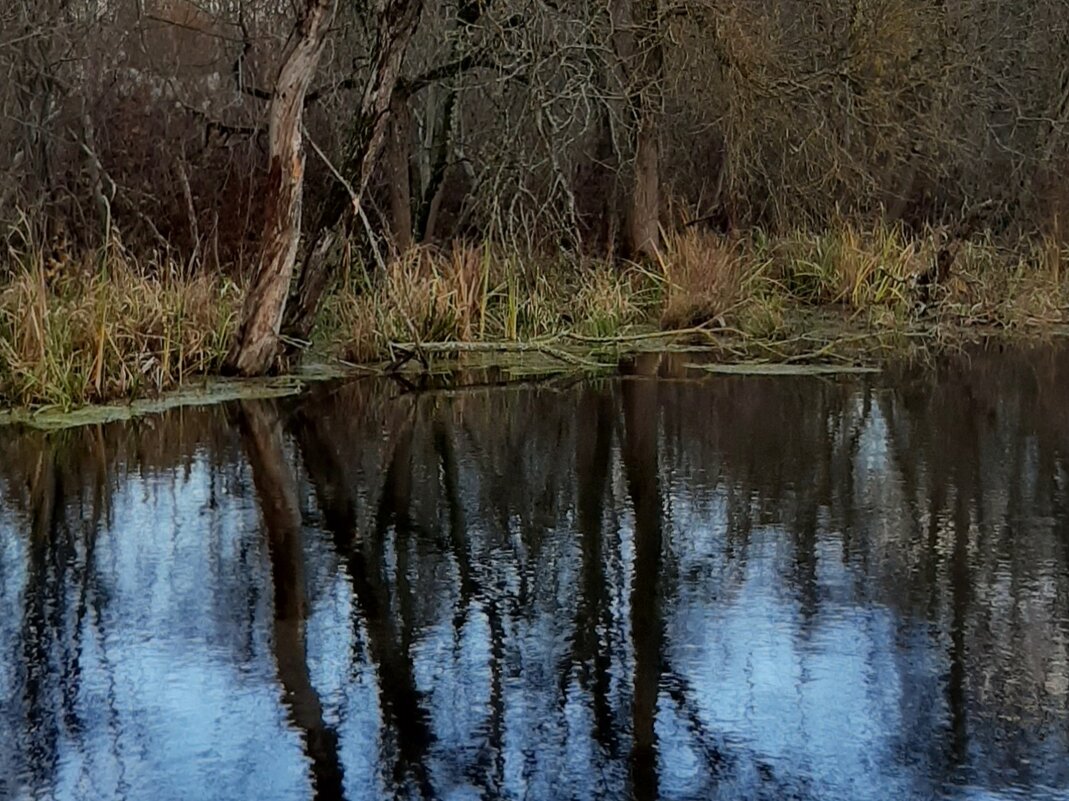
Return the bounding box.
[237,400,345,799]
[1,346,1068,801]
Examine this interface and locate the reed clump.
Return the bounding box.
[0,247,239,410]
[766,224,924,310]
[658,230,750,330]
[656,223,1067,341]
[654,225,923,342]
[318,243,653,363]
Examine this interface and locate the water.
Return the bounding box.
[1,347,1068,801]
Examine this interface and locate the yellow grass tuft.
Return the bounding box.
[0,248,239,409]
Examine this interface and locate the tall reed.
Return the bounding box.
[0,246,238,409]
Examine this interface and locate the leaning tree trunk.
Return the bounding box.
[282,0,424,344]
[224,0,337,377]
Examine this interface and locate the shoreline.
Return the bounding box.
[3,226,1067,421]
[4,317,1067,432]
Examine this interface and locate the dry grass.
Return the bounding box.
[662,224,1065,330]
[765,224,923,309]
[0,247,239,410]
[318,243,652,363]
[935,235,1069,329]
[656,225,925,338]
[658,230,750,329]
[1,222,1065,411]
[317,226,1068,371]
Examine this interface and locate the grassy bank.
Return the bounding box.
[317,225,1068,369]
[2,224,1067,410]
[0,245,240,409]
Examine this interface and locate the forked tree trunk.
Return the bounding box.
[282,0,424,344]
[224,0,337,376]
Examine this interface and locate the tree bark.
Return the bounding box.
[592,92,623,259]
[416,88,457,244]
[608,0,663,260]
[282,0,424,344]
[224,0,337,376]
[281,225,341,345]
[414,0,487,243]
[385,93,414,251]
[624,0,664,259]
[628,115,661,258]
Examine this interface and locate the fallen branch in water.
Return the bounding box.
[783,332,893,363]
[389,325,899,375]
[389,372,588,397]
[383,310,1049,378]
[386,338,615,371]
[561,324,726,344]
[686,362,880,376]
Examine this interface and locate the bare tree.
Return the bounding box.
[282,0,426,344]
[3,0,1069,337]
[224,0,338,376]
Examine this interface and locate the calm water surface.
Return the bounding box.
[2,348,1068,801]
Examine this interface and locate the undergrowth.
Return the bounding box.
[316,243,658,364]
[318,225,1067,369]
[0,243,238,410]
[1,223,1066,410]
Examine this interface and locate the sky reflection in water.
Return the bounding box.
[1,347,1068,801]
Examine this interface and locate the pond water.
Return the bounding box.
[2,348,1069,801]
